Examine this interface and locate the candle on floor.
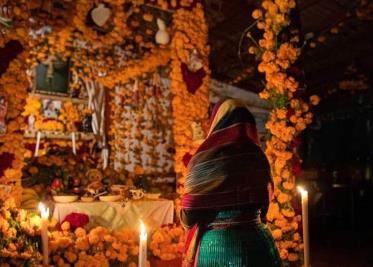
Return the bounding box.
[38,202,49,267]
[139,220,147,267]
[298,186,310,267]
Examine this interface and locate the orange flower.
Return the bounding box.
[252,9,263,19]
[310,95,320,105]
[272,229,283,240]
[277,192,289,204]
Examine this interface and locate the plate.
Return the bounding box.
[80,196,95,202]
[99,195,121,202]
[145,193,161,200]
[53,195,78,203]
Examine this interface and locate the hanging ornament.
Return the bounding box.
[91,3,111,27]
[0,96,8,136]
[155,18,170,45]
[181,48,206,94]
[181,63,206,94]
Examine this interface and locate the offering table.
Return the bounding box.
[52,199,174,230]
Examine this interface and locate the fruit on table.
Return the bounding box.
[51,179,64,190]
[21,188,40,209]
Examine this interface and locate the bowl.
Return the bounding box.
[144,193,161,200]
[53,195,78,203]
[80,196,95,202]
[99,195,121,202]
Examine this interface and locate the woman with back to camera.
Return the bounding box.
[181,99,281,267]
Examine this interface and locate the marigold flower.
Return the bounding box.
[288,253,299,261]
[310,95,320,105]
[277,193,289,204]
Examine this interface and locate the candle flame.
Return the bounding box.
[38,202,49,219]
[297,186,308,196]
[139,220,147,240]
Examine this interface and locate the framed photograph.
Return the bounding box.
[34,57,71,96]
[42,99,62,119]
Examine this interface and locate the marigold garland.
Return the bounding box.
[251,0,320,265]
[170,3,210,215]
[99,49,172,88]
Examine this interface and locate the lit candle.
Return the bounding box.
[297,186,310,267]
[71,132,76,155]
[139,220,147,267]
[38,203,49,267]
[34,131,41,157]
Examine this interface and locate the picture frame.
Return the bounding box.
[33,56,71,97]
[41,99,62,120]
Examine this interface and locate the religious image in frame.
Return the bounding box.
[34,56,71,96]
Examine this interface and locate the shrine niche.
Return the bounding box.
[0,0,210,266]
[0,0,209,214]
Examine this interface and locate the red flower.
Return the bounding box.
[62,212,89,230]
[51,179,63,190]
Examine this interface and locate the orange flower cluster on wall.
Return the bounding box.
[251,0,320,265]
[0,51,29,206]
[99,49,171,88]
[0,2,29,48]
[1,0,210,210]
[73,0,130,50]
[170,3,210,215]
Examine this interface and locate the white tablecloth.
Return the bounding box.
[52,199,174,230]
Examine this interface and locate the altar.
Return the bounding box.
[52,199,174,230]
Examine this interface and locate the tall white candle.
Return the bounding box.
[139,220,147,267]
[298,186,310,267]
[71,132,76,155]
[34,131,41,157]
[38,203,49,267]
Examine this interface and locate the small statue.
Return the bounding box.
[28,114,35,131]
[187,49,203,72]
[155,18,170,45]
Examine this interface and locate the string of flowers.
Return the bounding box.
[170,3,210,215]
[250,1,320,265]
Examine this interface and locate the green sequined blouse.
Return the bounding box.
[194,210,282,267]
